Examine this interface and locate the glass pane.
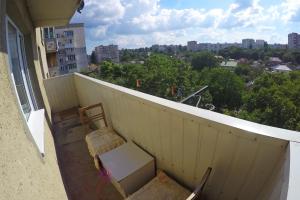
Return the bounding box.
[7,22,32,119]
[19,35,36,110]
[49,28,54,39]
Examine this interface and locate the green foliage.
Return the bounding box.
[202,68,244,110]
[234,64,263,82]
[191,52,218,71]
[238,71,300,131]
[97,54,204,101]
[84,52,300,132]
[90,51,97,64]
[219,46,300,65]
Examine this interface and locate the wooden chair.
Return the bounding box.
[126,167,212,200]
[79,103,108,134]
[78,103,126,169]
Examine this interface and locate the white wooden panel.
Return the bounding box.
[194,125,219,186]
[207,131,239,200]
[238,141,284,200]
[170,115,184,178]
[219,137,259,200]
[286,142,300,200]
[158,110,173,171]
[147,106,162,164]
[182,119,199,187]
[43,74,78,113]
[137,102,154,153]
[257,144,289,200]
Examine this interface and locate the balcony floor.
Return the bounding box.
[53,108,122,200]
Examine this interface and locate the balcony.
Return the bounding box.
[43,73,300,200]
[45,38,57,53]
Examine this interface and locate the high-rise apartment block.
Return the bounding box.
[288,33,300,49]
[254,40,266,49]
[187,41,198,51]
[242,39,255,49]
[44,23,88,77]
[94,45,120,63]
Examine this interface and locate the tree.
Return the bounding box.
[191,52,218,71]
[234,64,263,82]
[238,71,300,131]
[202,68,244,110]
[90,51,97,64]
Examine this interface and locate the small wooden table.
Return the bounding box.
[99,142,155,198]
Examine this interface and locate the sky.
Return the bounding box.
[71,0,300,53]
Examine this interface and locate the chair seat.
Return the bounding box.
[85,127,125,158]
[126,171,190,200]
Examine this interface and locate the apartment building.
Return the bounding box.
[269,43,288,49]
[254,39,266,49]
[94,44,120,63]
[187,41,198,51]
[44,23,88,77]
[242,39,255,49]
[288,33,300,49]
[188,41,242,52]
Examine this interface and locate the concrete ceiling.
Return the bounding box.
[26,0,80,27]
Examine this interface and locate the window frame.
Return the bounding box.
[6,16,36,120]
[6,16,45,155]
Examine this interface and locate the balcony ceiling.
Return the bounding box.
[26,0,80,27]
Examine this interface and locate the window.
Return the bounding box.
[7,19,35,119]
[49,27,54,39]
[69,39,72,44]
[68,63,77,70]
[67,55,76,61]
[6,17,45,155]
[64,30,74,37]
[43,28,49,39]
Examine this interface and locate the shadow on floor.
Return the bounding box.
[53,108,123,200]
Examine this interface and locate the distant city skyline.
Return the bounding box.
[72,0,300,53]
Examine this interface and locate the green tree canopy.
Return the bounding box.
[202,68,244,110]
[191,52,218,71]
[238,71,300,131]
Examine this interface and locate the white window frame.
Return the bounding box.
[6,16,45,156]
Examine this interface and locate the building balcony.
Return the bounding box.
[45,38,58,53]
[43,73,300,200]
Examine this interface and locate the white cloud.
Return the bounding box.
[72,0,300,51]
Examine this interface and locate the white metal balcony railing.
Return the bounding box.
[43,73,300,200]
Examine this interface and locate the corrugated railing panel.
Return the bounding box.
[72,73,296,200]
[43,74,79,113]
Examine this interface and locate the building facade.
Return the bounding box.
[94,44,120,63]
[0,0,81,199]
[288,33,300,49]
[254,39,266,49]
[187,41,198,51]
[44,23,88,77]
[242,39,255,49]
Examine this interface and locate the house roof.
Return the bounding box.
[221,60,238,67]
[273,65,292,71]
[269,57,282,62]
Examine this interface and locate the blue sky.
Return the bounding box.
[72,0,300,53]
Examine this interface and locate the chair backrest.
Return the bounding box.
[186,167,212,200]
[79,103,108,131]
